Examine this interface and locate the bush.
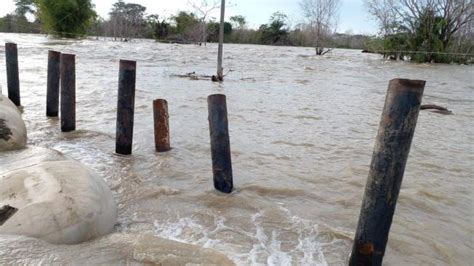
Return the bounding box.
[37,0,95,38]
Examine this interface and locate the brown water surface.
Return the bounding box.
[0,33,473,265]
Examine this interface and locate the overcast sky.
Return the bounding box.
[0,0,377,34]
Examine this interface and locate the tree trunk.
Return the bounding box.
[316,47,323,55]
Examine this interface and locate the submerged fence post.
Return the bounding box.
[207,94,233,193]
[350,79,425,266]
[47,50,61,117]
[5,43,20,106]
[115,60,136,155]
[153,99,171,152]
[60,53,76,132]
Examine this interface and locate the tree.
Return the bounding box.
[188,0,221,45]
[3,0,41,33]
[364,0,398,36]
[228,15,246,43]
[147,15,170,40]
[207,21,232,42]
[36,0,96,38]
[109,0,147,40]
[173,11,200,41]
[398,0,472,51]
[14,0,37,17]
[260,12,289,45]
[0,13,40,33]
[365,0,474,62]
[230,15,246,29]
[300,0,341,55]
[88,15,105,36]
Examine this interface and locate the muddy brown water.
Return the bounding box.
[0,33,473,265]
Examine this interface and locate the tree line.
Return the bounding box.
[0,0,472,63]
[0,0,369,49]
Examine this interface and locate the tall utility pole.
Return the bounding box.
[216,0,225,81]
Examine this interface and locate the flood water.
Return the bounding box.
[0,33,473,265]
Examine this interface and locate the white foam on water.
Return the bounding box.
[288,215,328,266]
[153,217,203,243]
[153,208,328,265]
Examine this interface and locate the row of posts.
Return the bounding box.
[4,42,425,265]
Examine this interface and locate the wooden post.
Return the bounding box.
[350,79,425,266]
[5,43,20,106]
[115,60,136,155]
[46,50,61,117]
[60,53,76,132]
[153,99,171,152]
[207,94,233,193]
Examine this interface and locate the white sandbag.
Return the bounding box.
[0,152,117,244]
[0,94,26,151]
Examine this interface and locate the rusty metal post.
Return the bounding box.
[115,60,136,155]
[60,53,76,132]
[5,43,20,106]
[350,79,425,266]
[46,50,61,117]
[207,94,233,193]
[153,99,171,152]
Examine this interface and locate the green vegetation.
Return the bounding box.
[37,0,96,37]
[4,0,471,65]
[0,13,40,33]
[0,0,369,49]
[1,0,95,38]
[0,0,39,33]
[259,12,289,45]
[365,0,473,64]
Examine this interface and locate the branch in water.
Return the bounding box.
[321,48,333,55]
[421,104,453,115]
[171,69,233,81]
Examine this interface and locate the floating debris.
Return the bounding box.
[421,104,453,115]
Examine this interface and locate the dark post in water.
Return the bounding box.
[46,50,61,117]
[115,60,136,155]
[153,99,171,152]
[207,94,233,193]
[60,53,76,132]
[5,42,20,106]
[350,79,425,266]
